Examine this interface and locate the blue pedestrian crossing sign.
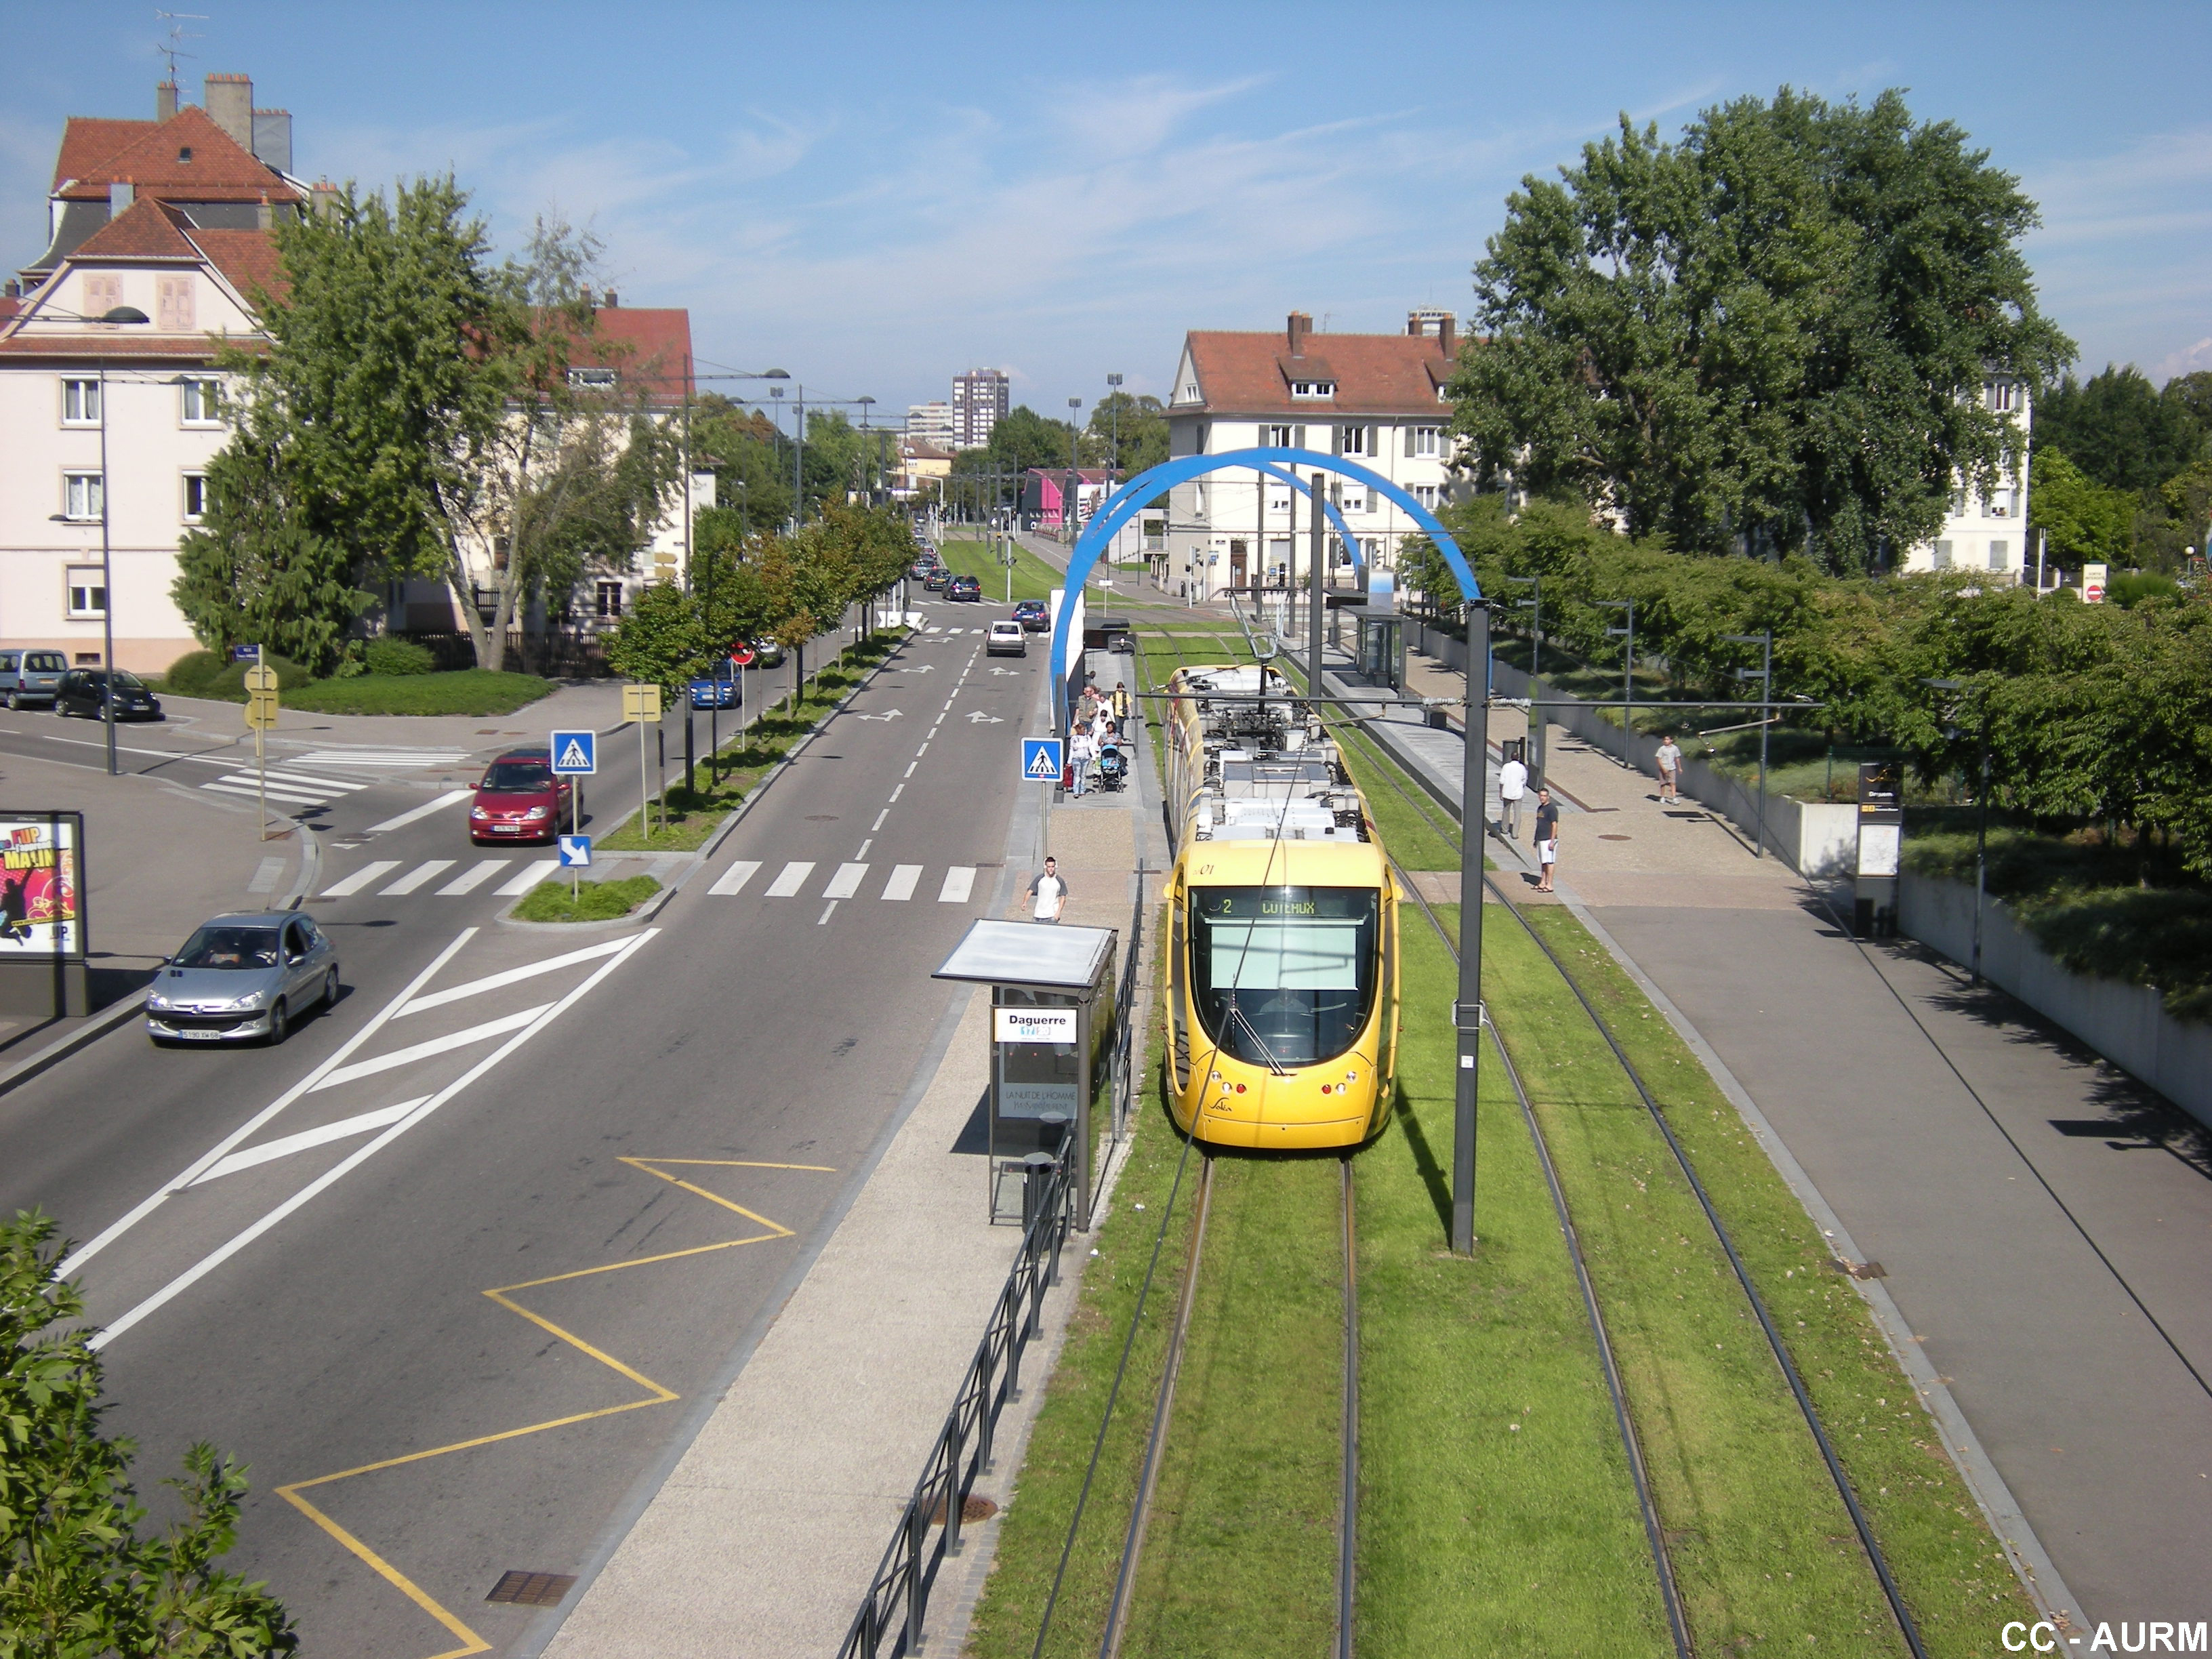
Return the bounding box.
[1022,737,1064,782]
[550,730,596,775]
[558,835,593,867]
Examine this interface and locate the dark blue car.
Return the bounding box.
[688,675,740,710]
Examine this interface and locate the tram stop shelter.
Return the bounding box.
[935,918,1118,1231]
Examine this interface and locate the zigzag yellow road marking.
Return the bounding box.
[276,1157,835,1659]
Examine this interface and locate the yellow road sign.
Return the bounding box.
[245,691,280,729]
[623,682,663,722]
[243,663,278,693]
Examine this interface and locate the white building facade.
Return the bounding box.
[951,367,1008,451]
[1162,311,1462,601]
[1898,375,2034,581]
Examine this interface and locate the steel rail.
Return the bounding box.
[1336,1155,1360,1659]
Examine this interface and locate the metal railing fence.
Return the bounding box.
[837,1156,1073,1658]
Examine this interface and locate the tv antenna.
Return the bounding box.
[155,11,208,81]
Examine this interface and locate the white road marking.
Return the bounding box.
[882,864,922,901]
[823,862,869,899]
[218,773,349,801]
[380,859,455,895]
[363,789,474,833]
[890,784,904,801]
[904,762,917,777]
[310,1005,552,1091]
[89,930,657,1351]
[817,900,838,925]
[321,860,401,897]
[260,769,368,791]
[709,859,762,896]
[765,860,815,897]
[397,937,632,1016]
[298,750,469,768]
[916,743,929,756]
[205,781,326,807]
[938,867,975,903]
[494,860,559,897]
[192,1099,430,1183]
[248,856,285,894]
[57,929,479,1279]
[434,859,509,897]
[871,810,888,832]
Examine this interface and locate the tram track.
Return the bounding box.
[1318,684,1930,1659]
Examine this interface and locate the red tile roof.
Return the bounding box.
[1182,327,1455,417]
[69,199,202,262]
[190,227,285,302]
[0,332,246,361]
[567,306,692,397]
[53,106,299,205]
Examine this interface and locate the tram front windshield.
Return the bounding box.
[1189,886,1378,1067]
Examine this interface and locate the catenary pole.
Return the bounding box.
[1453,602,1492,1254]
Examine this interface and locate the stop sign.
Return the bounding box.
[729,644,757,668]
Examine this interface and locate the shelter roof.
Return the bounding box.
[935,919,1116,989]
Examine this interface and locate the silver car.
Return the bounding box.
[146,911,340,1046]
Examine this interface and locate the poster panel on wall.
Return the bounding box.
[0,814,84,960]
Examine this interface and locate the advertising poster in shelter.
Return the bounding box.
[0,815,83,958]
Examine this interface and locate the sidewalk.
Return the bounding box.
[1368,637,2212,1627]
[534,653,1164,1658]
[0,746,309,1069]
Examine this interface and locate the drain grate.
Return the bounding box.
[486,1571,575,1607]
[929,1493,1000,1526]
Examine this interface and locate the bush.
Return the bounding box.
[162,652,315,701]
[285,669,552,717]
[159,649,228,697]
[363,636,436,676]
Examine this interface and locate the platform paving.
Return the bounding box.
[1374,636,2212,1631]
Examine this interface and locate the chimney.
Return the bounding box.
[1287,310,1312,356]
[108,180,135,214]
[603,290,618,308]
[157,80,178,121]
[251,108,292,172]
[256,194,273,231]
[310,179,340,221]
[203,73,254,150]
[1438,315,1456,359]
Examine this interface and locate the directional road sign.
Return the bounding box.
[558,834,593,868]
[1022,737,1064,783]
[550,730,597,775]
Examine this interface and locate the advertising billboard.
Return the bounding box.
[0,814,84,960]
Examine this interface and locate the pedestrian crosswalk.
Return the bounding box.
[706,859,982,903]
[201,767,371,810]
[320,857,557,901]
[296,749,470,769]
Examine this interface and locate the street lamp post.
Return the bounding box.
[1454,600,1494,1255]
[1105,372,1123,477]
[1600,598,1635,726]
[1506,574,1543,784]
[1920,677,1991,985]
[1725,630,1775,859]
[1067,396,1083,551]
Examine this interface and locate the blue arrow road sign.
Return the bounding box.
[550,730,596,775]
[558,835,593,868]
[1022,737,1064,783]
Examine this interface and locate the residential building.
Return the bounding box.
[951,367,1008,451]
[907,400,956,449]
[1898,375,2034,582]
[893,437,956,501]
[1162,310,1462,600]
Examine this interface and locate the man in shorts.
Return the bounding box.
[1655,733,1683,804]
[1532,787,1560,894]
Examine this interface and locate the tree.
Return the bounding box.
[602,580,708,695]
[1088,392,1168,474]
[984,405,1084,472]
[2028,447,2135,567]
[694,400,794,531]
[2034,365,2205,493]
[1452,87,2073,574]
[0,1210,297,1656]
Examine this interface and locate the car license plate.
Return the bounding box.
[178,1028,223,1041]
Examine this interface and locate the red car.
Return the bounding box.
[470,749,573,845]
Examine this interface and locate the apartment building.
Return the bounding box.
[907,401,957,449]
[1162,310,1462,600]
[1898,375,2035,581]
[951,367,1008,451]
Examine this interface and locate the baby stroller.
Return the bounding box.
[1094,739,1129,793]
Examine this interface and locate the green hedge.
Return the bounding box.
[285,670,552,716]
[160,651,314,700]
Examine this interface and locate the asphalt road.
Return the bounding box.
[0,604,1042,1658]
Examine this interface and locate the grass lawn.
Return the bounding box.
[511,873,658,922]
[283,670,554,717]
[939,537,1067,605]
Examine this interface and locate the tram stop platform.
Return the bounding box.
[536,649,1167,1659]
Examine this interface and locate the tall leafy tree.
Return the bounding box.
[2034,365,2205,493]
[2028,448,2136,567]
[1088,392,1170,473]
[1452,87,2073,573]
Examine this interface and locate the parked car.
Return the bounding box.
[947,574,981,601]
[985,620,1027,657]
[0,649,68,710]
[908,561,935,580]
[146,911,338,1046]
[748,637,785,668]
[1012,599,1050,633]
[922,567,952,592]
[55,668,161,720]
[470,748,573,845]
[689,673,739,710]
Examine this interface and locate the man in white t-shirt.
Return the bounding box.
[1028,857,1067,923]
[1655,734,1683,804]
[1496,752,1529,838]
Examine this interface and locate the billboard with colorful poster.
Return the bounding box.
[0,814,84,960]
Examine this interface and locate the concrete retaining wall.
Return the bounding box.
[1899,872,2212,1131]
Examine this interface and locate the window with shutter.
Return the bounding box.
[80,274,122,316]
[156,275,194,331]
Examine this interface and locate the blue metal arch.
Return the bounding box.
[1050,447,1474,726]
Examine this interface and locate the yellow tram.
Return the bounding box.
[1160,663,1399,1149]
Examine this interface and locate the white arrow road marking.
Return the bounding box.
[192,1099,431,1183]
[89,929,657,1351]
[363,789,473,834]
[853,709,905,721]
[58,928,479,1279]
[965,710,1005,724]
[989,668,1018,676]
[907,664,937,673]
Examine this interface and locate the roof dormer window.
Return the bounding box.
[1290,380,1334,399]
[568,367,617,389]
[178,146,193,163]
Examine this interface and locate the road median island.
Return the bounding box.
[511,873,660,922]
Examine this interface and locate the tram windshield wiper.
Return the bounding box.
[1225,996,1289,1076]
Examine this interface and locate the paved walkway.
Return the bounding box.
[1373,637,2212,1631]
[534,653,1163,1659]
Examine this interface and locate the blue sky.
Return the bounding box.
[5,1,2208,422]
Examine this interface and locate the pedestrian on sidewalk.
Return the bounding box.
[1113,680,1134,728]
[1029,856,1067,923]
[1656,733,1683,803]
[1497,750,1528,838]
[1533,787,1560,893]
[1069,722,1098,796]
